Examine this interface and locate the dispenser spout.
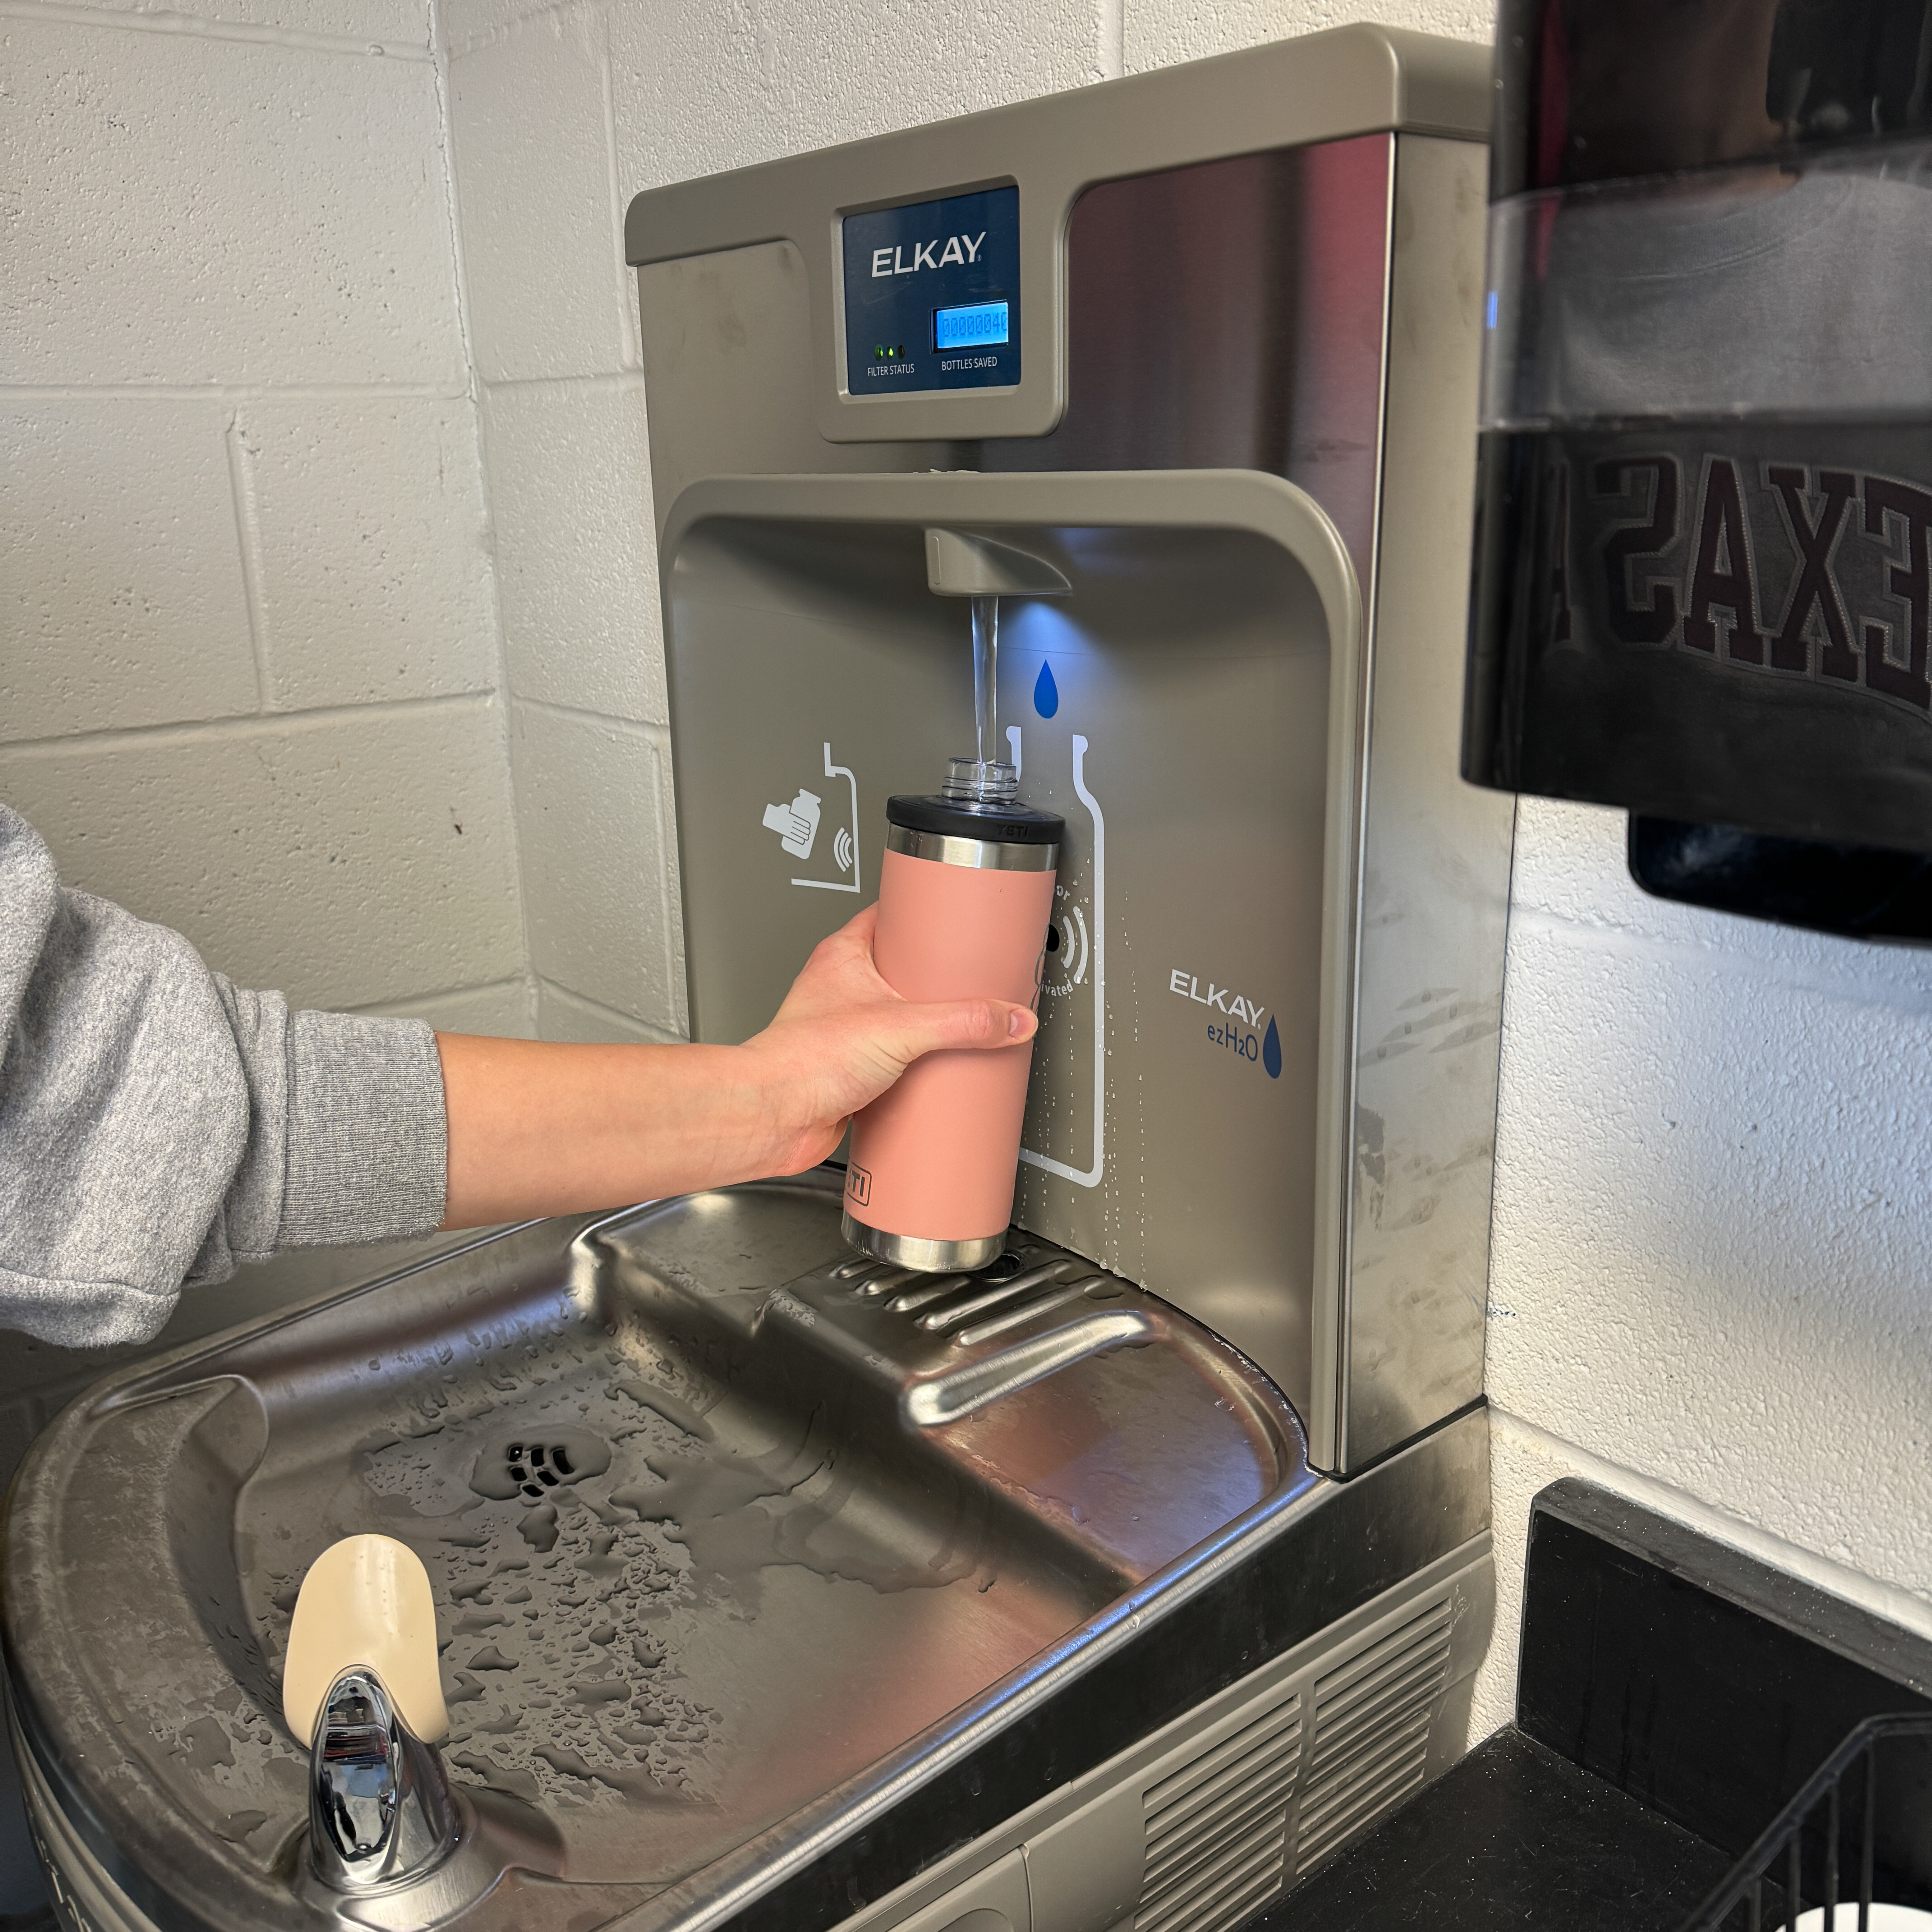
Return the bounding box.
[923,527,1069,809]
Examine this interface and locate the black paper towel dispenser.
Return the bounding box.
[1463,0,1932,939]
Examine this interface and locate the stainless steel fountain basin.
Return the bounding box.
[2,1173,1321,1932]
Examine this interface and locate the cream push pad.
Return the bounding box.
[281,1533,450,1748]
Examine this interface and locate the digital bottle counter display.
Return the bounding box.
[841,185,1020,396]
[933,300,1010,351]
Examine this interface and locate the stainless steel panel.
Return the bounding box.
[980,137,1395,584]
[831,1535,1494,1932]
[635,242,953,524]
[1316,137,1516,1473]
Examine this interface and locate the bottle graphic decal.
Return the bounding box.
[1033,661,1059,719]
[1262,1015,1282,1079]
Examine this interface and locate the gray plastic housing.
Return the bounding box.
[626,26,1514,1475]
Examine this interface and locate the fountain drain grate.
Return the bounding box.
[505,1442,578,1500]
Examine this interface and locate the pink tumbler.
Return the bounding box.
[842,789,1062,1272]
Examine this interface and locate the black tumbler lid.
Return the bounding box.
[1494,0,1932,200]
[886,795,1064,845]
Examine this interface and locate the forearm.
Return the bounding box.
[436,1034,795,1228]
[434,907,1035,1231]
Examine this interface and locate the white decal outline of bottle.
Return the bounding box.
[791,743,861,895]
[1018,732,1104,1190]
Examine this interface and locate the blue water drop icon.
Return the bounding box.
[1261,1016,1282,1080]
[1033,661,1059,719]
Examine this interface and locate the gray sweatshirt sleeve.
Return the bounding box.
[0,803,448,1348]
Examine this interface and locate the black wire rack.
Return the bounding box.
[1680,1713,1932,1932]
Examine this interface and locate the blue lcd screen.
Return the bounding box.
[934,300,1010,351]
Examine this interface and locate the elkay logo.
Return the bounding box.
[1170,968,1281,1078]
[1169,969,1266,1028]
[870,232,988,277]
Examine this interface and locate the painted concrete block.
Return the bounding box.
[537,977,683,1043]
[509,703,681,1028]
[1511,795,1932,1005]
[1,401,260,744]
[2,19,462,386]
[0,700,523,1010]
[482,381,665,723]
[360,976,538,1036]
[237,398,500,710]
[1487,906,1932,1623]
[1469,1408,1589,1741]
[1123,0,1492,73]
[449,7,635,382]
[609,0,1107,194]
[441,0,578,58]
[78,0,431,43]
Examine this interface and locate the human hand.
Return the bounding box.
[735,902,1038,1176]
[437,903,1035,1227]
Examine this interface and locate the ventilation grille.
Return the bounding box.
[1134,1691,1301,1932]
[1293,1596,1453,1876]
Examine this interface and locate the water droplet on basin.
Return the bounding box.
[1262,1016,1282,1079]
[1033,661,1058,718]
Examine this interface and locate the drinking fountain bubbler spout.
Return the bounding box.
[308,1665,460,1893]
[282,1534,460,1893]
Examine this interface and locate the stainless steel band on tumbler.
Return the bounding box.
[885,823,1059,872]
[838,1219,1008,1272]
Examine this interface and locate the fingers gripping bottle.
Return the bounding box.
[842,592,1063,1271]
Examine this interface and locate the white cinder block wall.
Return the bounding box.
[6,0,1929,1801]
[1,2,531,1036]
[444,5,686,1044]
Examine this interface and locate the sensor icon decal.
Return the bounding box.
[762,743,862,894]
[761,789,821,861]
